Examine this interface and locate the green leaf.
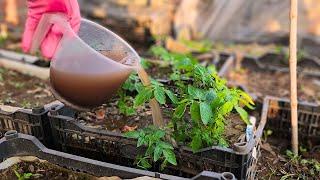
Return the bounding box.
[165,90,178,104]
[138,157,152,169]
[190,101,201,122]
[188,85,205,100]
[159,141,174,150]
[124,131,140,139]
[235,105,251,125]
[163,149,177,165]
[154,130,166,139]
[200,102,213,125]
[140,58,152,69]
[190,134,202,152]
[23,173,33,179]
[134,87,153,107]
[205,89,216,101]
[220,101,234,115]
[174,102,188,118]
[154,86,166,105]
[126,107,136,116]
[154,145,163,162]
[137,137,146,147]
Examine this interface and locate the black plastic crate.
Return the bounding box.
[261,96,320,144]
[48,104,266,180]
[0,131,236,180]
[0,102,61,147]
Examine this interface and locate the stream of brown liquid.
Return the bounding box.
[137,65,164,128]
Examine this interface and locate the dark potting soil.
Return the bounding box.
[76,101,154,133]
[76,101,247,146]
[0,67,55,108]
[0,159,99,180]
[227,68,320,103]
[259,53,320,75]
[256,136,320,179]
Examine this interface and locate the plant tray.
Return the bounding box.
[261,96,320,143]
[0,102,61,147]
[47,104,266,180]
[0,131,236,180]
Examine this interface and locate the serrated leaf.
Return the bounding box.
[188,85,205,100]
[154,130,165,139]
[126,107,136,116]
[134,87,153,107]
[240,91,255,105]
[154,86,166,104]
[163,149,177,165]
[165,90,178,104]
[154,145,163,162]
[220,101,234,115]
[190,134,202,152]
[137,137,146,147]
[124,131,140,139]
[138,157,152,169]
[205,89,216,101]
[159,141,174,150]
[190,101,201,122]
[174,102,188,118]
[235,105,251,125]
[200,102,213,125]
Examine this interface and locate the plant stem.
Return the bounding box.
[289,0,298,154]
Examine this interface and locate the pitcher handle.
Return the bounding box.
[30,13,72,54]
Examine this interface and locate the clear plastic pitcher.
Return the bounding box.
[30,14,140,110]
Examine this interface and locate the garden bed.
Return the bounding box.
[0,131,236,180]
[0,66,53,108]
[256,96,320,179]
[44,47,261,179]
[226,53,320,104]
[47,103,263,179]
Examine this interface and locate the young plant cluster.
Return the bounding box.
[122,45,254,169]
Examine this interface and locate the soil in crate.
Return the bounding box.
[0,67,54,108]
[77,103,246,145]
[256,136,320,179]
[227,69,320,103]
[0,158,113,180]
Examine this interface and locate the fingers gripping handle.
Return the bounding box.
[30,13,72,54]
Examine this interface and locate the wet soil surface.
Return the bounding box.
[76,102,247,145]
[227,67,320,103]
[0,159,118,180]
[0,67,55,108]
[257,136,320,179]
[76,101,154,134]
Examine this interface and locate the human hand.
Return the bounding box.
[22,0,81,59]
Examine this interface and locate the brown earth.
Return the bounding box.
[257,135,320,179]
[0,67,55,108]
[227,68,320,103]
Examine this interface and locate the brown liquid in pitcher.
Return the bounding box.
[50,50,164,127]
